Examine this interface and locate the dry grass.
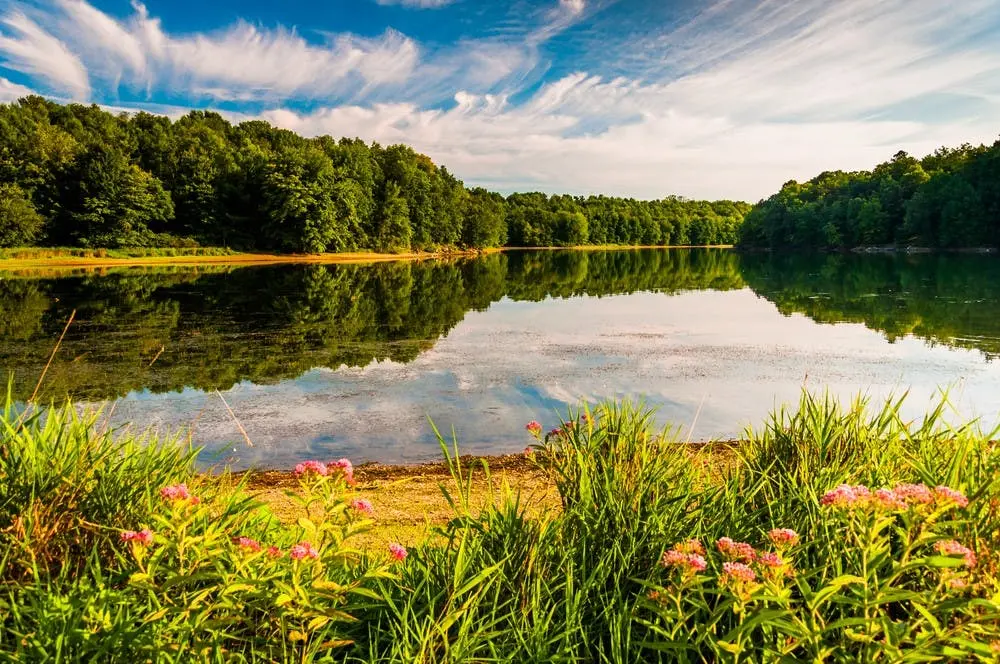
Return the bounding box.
[239,454,561,549]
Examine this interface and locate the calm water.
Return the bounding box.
[3,249,1000,468]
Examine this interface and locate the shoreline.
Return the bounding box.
[0,244,732,273]
[236,444,735,547]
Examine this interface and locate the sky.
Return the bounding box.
[0,0,998,201]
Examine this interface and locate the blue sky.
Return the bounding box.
[0,0,998,200]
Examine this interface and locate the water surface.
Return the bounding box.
[2,249,999,468]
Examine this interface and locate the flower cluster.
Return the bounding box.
[289,541,320,561]
[525,421,543,437]
[350,498,374,515]
[767,528,799,548]
[820,482,969,512]
[330,458,355,485]
[121,529,154,545]
[661,550,707,575]
[720,561,759,598]
[159,483,201,505]
[160,483,191,500]
[934,539,977,568]
[757,552,786,568]
[389,543,408,562]
[819,484,872,508]
[294,460,328,477]
[234,536,262,552]
[717,537,756,562]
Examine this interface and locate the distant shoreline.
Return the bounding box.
[0,245,734,272]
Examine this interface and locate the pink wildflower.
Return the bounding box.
[525,421,543,436]
[661,549,706,574]
[686,554,707,572]
[935,540,977,568]
[675,539,705,556]
[872,488,907,511]
[661,549,687,567]
[160,484,191,500]
[350,499,374,515]
[948,577,969,591]
[289,541,320,561]
[330,458,355,484]
[235,536,262,552]
[523,447,535,457]
[294,460,328,477]
[767,528,799,548]
[894,483,934,506]
[820,484,872,509]
[547,428,563,438]
[720,561,757,585]
[717,537,756,562]
[267,546,283,558]
[121,529,154,546]
[757,552,785,568]
[389,543,408,561]
[934,486,969,508]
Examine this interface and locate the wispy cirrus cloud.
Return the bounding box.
[373,0,457,7]
[0,10,89,98]
[0,0,422,103]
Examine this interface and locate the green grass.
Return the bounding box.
[0,391,997,662]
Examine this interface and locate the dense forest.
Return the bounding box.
[0,97,747,252]
[739,139,1000,249]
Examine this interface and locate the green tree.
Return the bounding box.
[376,182,412,252]
[59,144,174,247]
[462,188,506,248]
[0,183,44,246]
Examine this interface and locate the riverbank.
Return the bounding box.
[242,454,559,549]
[241,442,737,548]
[0,247,494,272]
[0,244,732,274]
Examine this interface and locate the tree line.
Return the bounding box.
[739,139,1000,249]
[0,97,747,252]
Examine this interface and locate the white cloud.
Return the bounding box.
[0,1,420,103]
[560,0,585,15]
[0,75,32,101]
[374,0,456,7]
[0,11,89,99]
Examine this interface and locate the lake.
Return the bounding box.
[3,249,1000,469]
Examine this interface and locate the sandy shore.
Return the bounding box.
[240,453,559,549]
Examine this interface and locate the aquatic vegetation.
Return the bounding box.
[0,389,998,661]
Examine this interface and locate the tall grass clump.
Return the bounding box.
[0,394,195,579]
